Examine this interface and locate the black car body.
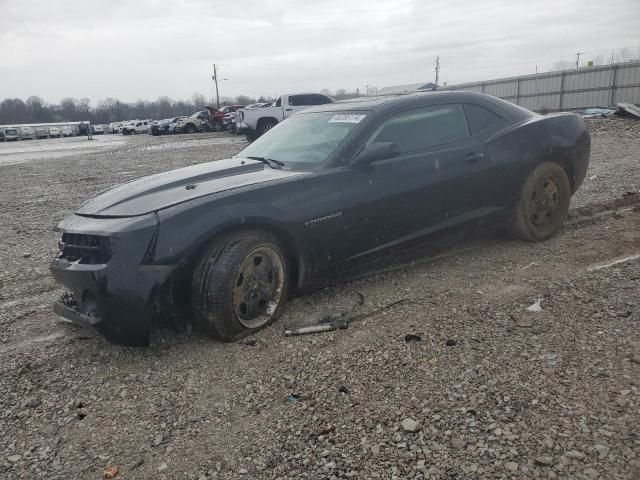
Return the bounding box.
[50,92,590,346]
[151,117,180,136]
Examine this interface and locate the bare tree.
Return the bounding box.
[192,92,207,108]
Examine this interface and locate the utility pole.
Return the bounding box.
[212,64,220,108]
[434,56,440,86]
[575,52,583,70]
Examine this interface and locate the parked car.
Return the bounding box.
[210,105,245,132]
[49,126,61,138]
[49,91,590,346]
[236,93,333,140]
[109,122,124,134]
[123,120,150,135]
[167,117,184,134]
[150,117,180,136]
[92,124,105,135]
[19,126,36,140]
[117,122,131,134]
[174,111,211,134]
[1,127,20,141]
[35,127,50,139]
[61,126,74,137]
[77,123,90,136]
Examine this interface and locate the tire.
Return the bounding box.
[185,123,196,134]
[511,161,571,242]
[191,231,289,341]
[213,121,223,132]
[257,119,277,137]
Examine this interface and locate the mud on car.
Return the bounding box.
[50,91,590,346]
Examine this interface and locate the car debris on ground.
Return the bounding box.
[615,102,640,119]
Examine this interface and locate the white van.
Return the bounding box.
[19,126,36,140]
[1,127,20,141]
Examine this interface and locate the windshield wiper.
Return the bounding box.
[246,156,285,169]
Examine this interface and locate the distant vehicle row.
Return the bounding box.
[0,125,76,141]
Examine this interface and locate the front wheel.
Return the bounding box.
[213,121,223,132]
[511,161,571,242]
[191,231,289,341]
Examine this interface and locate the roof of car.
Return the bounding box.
[301,91,518,114]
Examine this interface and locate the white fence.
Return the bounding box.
[441,61,640,112]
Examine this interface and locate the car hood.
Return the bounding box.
[76,158,307,217]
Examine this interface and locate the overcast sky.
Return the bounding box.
[1,0,639,104]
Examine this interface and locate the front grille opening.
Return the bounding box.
[58,233,112,264]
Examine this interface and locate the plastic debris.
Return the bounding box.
[616,102,640,119]
[587,254,640,271]
[404,333,422,342]
[104,466,118,479]
[581,107,615,118]
[526,299,543,312]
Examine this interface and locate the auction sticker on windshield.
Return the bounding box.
[328,114,367,123]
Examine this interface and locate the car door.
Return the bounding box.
[340,103,491,259]
[461,102,512,208]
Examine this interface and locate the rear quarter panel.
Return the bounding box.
[488,113,590,203]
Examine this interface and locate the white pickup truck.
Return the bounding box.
[236,93,333,139]
[122,120,150,135]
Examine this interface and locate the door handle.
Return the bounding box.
[285,108,293,111]
[465,152,484,162]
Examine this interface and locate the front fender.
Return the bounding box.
[154,194,307,274]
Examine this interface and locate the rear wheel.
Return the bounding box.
[511,161,571,242]
[257,119,277,137]
[213,121,223,132]
[191,231,289,341]
[185,123,196,134]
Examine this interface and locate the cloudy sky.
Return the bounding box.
[1,0,639,103]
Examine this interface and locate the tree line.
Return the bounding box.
[0,89,361,125]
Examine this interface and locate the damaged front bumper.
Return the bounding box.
[49,213,174,346]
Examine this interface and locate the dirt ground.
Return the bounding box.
[0,119,639,480]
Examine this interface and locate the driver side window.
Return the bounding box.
[369,104,470,153]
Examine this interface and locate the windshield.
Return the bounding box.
[238,111,367,167]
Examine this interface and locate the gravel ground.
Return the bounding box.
[0,120,639,480]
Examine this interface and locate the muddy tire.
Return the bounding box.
[185,123,196,134]
[257,119,277,137]
[191,231,289,342]
[213,121,223,132]
[511,161,571,242]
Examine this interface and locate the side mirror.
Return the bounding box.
[354,142,401,166]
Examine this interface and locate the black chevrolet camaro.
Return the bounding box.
[50,92,590,346]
